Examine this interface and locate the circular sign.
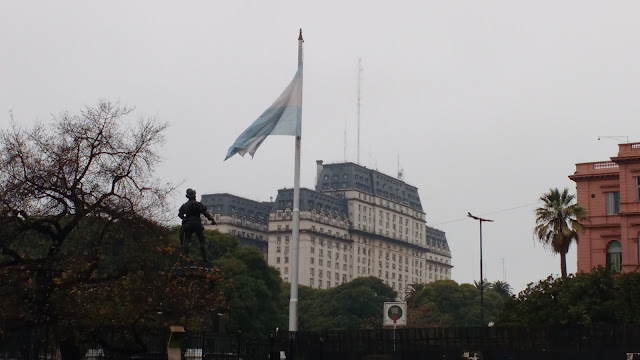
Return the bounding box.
[387,305,403,322]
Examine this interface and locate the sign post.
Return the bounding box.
[383,302,407,352]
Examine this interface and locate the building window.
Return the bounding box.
[637,178,640,201]
[606,192,620,215]
[606,240,622,273]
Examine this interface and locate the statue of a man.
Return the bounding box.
[178,188,216,263]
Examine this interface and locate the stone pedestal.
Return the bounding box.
[167,325,185,360]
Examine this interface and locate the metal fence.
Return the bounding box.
[2,325,640,360]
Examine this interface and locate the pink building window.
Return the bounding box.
[606,241,622,273]
[606,192,620,215]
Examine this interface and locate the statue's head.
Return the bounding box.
[186,188,197,199]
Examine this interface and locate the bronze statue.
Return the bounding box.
[179,188,216,263]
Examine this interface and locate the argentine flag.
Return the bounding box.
[225,64,303,160]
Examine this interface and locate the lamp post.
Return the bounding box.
[467,212,493,327]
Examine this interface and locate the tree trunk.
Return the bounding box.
[560,253,568,278]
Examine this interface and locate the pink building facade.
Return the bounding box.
[569,143,640,274]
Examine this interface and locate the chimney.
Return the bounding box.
[316,160,324,186]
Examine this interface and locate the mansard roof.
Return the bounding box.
[272,187,349,218]
[315,162,423,212]
[426,226,451,252]
[200,193,272,223]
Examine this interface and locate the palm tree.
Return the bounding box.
[405,283,427,306]
[490,280,513,299]
[473,280,490,292]
[535,187,587,278]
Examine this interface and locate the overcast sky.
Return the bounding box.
[2,1,639,294]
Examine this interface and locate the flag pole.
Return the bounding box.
[289,28,303,332]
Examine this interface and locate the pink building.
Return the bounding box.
[569,143,640,274]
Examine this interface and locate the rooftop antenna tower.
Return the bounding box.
[397,155,404,180]
[344,129,347,162]
[357,58,363,164]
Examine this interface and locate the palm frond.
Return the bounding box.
[534,187,588,277]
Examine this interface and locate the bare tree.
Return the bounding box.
[0,100,170,240]
[0,101,219,360]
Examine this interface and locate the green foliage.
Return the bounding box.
[497,267,640,326]
[1,215,221,354]
[281,277,397,331]
[204,230,283,337]
[612,271,640,323]
[406,280,507,327]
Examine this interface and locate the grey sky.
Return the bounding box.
[2,1,639,293]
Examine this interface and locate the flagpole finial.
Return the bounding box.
[298,28,303,41]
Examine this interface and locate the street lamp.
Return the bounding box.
[467,212,493,327]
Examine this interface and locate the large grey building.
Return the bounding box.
[201,193,272,254]
[203,161,452,296]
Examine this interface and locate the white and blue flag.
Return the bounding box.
[225,64,303,160]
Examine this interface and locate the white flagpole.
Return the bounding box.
[289,29,303,332]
